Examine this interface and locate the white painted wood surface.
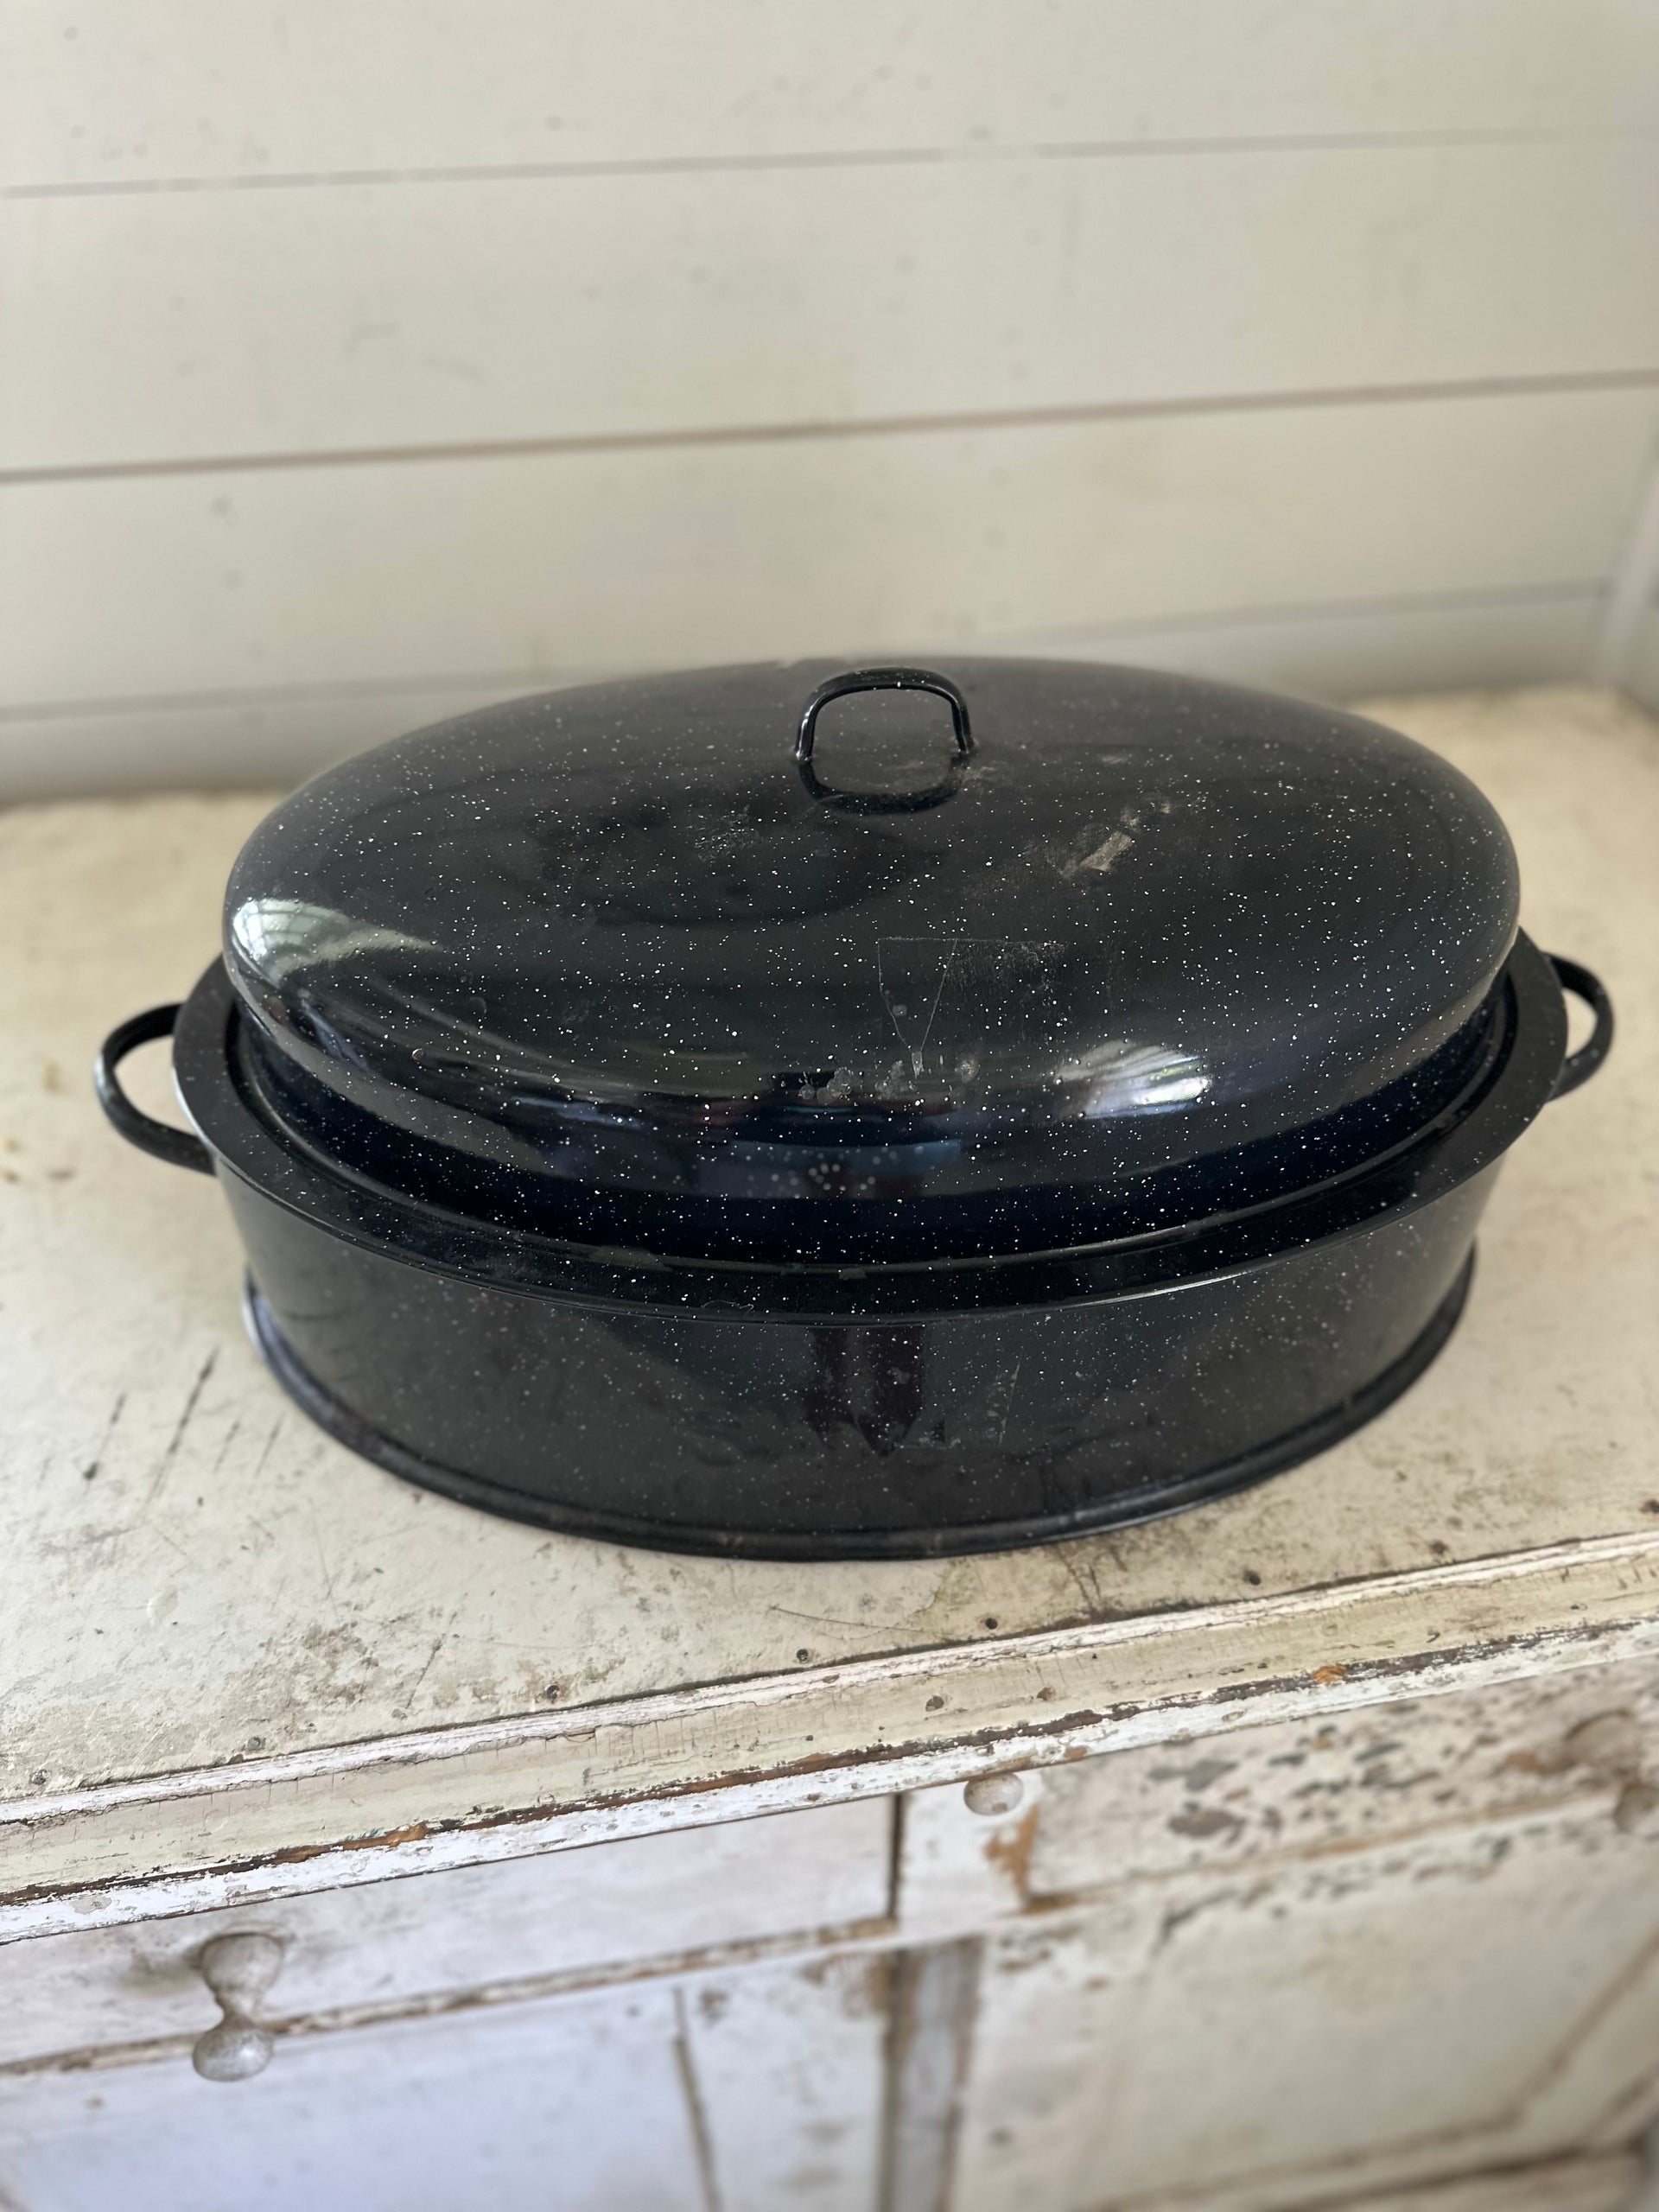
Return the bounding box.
[687,1954,890,2212]
[880,1656,1659,2203]
[1025,1653,1659,1896]
[9,1677,1659,2207]
[0,1958,890,2211]
[0,687,1654,1942]
[0,593,1612,804]
[952,1806,1659,2210]
[0,1984,709,2211]
[1334,2162,1641,2212]
[1597,452,1659,711]
[0,1799,890,2069]
[893,1654,1659,1941]
[4,6,1658,791]
[6,388,1654,712]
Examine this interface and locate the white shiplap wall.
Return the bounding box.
[3,0,1659,797]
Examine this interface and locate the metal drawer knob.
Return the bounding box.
[963,1772,1026,1816]
[192,1933,285,2082]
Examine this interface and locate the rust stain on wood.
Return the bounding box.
[981,1806,1041,1903]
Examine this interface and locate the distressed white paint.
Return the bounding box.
[953,1807,1659,2212]
[1026,1651,1659,1896]
[882,1941,981,2212]
[0,1955,890,2212]
[897,1777,1047,1938]
[16,1539,1659,1944]
[4,1787,1656,2206]
[885,1655,1659,1954]
[686,1955,890,2212]
[0,1983,707,2211]
[0,1801,890,2069]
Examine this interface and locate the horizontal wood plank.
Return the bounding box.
[2,387,1650,715]
[8,140,1658,473]
[0,588,1602,799]
[7,0,1656,191]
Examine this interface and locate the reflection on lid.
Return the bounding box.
[230,897,439,985]
[217,658,1522,1255]
[1055,1039,1212,1117]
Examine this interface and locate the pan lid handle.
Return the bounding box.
[794,666,974,814]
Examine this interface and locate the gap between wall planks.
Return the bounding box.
[0,587,1609,799]
[10,1,1659,189]
[8,142,1657,474]
[3,386,1654,734]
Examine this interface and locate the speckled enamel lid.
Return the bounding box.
[220,658,1519,1262]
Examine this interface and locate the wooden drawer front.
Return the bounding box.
[0,1952,887,2212]
[955,1807,1659,2212]
[1026,1653,1659,1897]
[0,1797,891,2069]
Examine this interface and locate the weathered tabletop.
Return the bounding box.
[2,685,1656,1941]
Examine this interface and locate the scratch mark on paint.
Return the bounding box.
[394,1636,448,1722]
[767,1607,878,1631]
[310,1511,342,1620]
[81,1393,126,1483]
[143,1350,219,1510]
[992,1354,1025,1446]
[251,1414,283,1484]
[673,1986,726,2212]
[1079,828,1135,875]
[913,934,960,1075]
